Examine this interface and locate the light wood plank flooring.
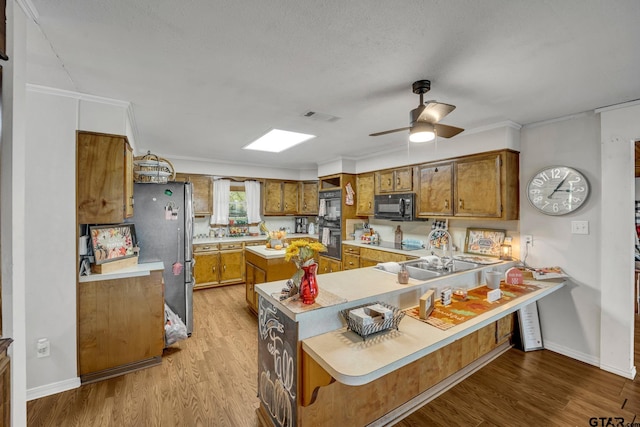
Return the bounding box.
[27,284,640,426]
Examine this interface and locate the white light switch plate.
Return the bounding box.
[571,220,589,235]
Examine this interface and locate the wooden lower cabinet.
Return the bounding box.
[297,313,515,426]
[342,245,360,270]
[318,256,342,274]
[245,251,298,313]
[359,247,418,268]
[194,242,245,289]
[78,271,164,382]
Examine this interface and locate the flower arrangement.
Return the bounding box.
[284,239,327,268]
[277,239,327,301]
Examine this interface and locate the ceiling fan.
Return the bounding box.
[370,80,464,142]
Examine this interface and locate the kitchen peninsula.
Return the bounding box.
[254,260,565,427]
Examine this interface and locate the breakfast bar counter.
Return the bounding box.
[255,263,565,427]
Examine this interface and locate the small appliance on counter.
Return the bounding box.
[295,217,309,234]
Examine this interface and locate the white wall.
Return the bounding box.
[24,90,79,395]
[599,101,640,378]
[520,112,607,368]
[2,1,28,424]
[24,85,133,399]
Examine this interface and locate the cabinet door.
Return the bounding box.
[194,251,219,288]
[417,162,453,217]
[191,175,213,216]
[77,131,129,224]
[264,180,283,214]
[377,170,395,193]
[124,143,134,218]
[299,181,319,215]
[246,262,267,313]
[356,173,375,216]
[78,271,164,376]
[219,250,245,284]
[455,154,502,217]
[282,182,299,214]
[395,167,413,192]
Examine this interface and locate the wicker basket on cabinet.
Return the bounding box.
[133,151,176,183]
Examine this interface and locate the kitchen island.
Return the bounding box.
[254,262,565,427]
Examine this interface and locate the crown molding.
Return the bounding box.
[460,120,522,136]
[26,84,130,108]
[17,0,39,23]
[595,98,640,114]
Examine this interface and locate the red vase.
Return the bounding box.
[299,263,319,305]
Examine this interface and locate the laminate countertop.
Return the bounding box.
[79,262,165,283]
[255,264,565,386]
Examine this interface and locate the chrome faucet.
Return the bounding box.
[426,229,454,271]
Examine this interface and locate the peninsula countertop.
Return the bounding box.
[255,263,565,386]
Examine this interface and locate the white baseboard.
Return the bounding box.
[545,340,636,379]
[543,340,599,367]
[27,377,81,401]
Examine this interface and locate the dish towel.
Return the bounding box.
[377,262,401,273]
[322,227,330,245]
[318,199,326,217]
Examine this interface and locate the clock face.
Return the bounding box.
[526,166,590,215]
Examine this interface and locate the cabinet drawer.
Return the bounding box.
[193,243,219,253]
[343,245,361,256]
[220,242,244,251]
[343,254,360,270]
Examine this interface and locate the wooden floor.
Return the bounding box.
[27,284,640,426]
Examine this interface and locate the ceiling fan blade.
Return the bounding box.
[434,123,464,138]
[369,126,410,137]
[416,102,456,123]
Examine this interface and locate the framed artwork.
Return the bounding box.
[428,220,449,249]
[464,228,506,257]
[89,224,137,264]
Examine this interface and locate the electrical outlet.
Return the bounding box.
[523,235,533,246]
[37,338,50,358]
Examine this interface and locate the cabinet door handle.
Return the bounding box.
[223,264,226,271]
[348,261,353,265]
[444,199,449,209]
[212,266,216,273]
[203,246,211,250]
[130,197,135,206]
[368,201,371,208]
[459,199,464,209]
[387,178,391,186]
[396,177,400,186]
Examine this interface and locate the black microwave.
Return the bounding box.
[374,193,415,221]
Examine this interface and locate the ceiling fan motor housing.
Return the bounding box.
[412,80,431,95]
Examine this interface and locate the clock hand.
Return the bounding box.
[548,178,567,198]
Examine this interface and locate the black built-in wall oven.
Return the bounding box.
[317,190,342,260]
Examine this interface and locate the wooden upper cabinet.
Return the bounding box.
[264,180,284,214]
[299,181,319,215]
[77,131,134,224]
[264,180,299,215]
[283,182,299,214]
[376,167,413,194]
[175,173,212,216]
[453,150,519,219]
[416,162,454,217]
[454,153,502,218]
[356,173,375,216]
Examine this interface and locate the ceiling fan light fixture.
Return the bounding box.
[409,123,435,143]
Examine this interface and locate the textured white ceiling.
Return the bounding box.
[26,0,640,170]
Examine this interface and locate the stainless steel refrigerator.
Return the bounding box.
[125,182,194,335]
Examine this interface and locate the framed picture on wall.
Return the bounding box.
[463,228,506,258]
[88,224,137,264]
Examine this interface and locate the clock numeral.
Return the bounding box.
[531,178,544,187]
[568,176,582,185]
[533,196,543,203]
[572,197,582,203]
[551,168,563,179]
[552,203,559,213]
[530,189,542,194]
[574,187,585,192]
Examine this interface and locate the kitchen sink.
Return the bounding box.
[374,264,444,281]
[403,258,480,274]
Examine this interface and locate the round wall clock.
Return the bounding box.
[526,166,590,215]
